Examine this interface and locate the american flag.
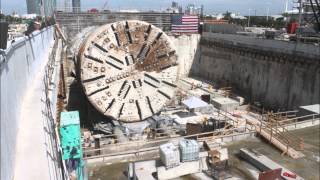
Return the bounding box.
[171,15,199,34]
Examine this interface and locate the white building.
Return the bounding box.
[231,13,247,20]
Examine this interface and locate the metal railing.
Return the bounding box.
[83,127,255,160]
[82,109,255,160]
[251,106,319,155]
[81,98,319,161]
[42,37,68,180]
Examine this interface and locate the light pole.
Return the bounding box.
[248,8,251,27]
[298,0,303,27]
[297,0,303,42]
[266,2,271,22]
[285,0,289,13]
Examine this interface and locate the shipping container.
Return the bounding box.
[287,22,298,34]
[179,139,199,162]
[159,142,180,168]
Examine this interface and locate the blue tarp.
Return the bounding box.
[60,125,82,160]
[182,96,208,109]
[59,111,84,180]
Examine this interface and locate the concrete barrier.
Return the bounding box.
[0,27,54,180]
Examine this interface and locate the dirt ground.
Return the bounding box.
[87,125,320,180]
[225,125,320,180]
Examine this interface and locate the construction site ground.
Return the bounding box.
[87,125,319,180]
[226,125,320,180]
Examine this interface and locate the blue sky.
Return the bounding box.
[2,0,294,15]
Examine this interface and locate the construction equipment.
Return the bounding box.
[101,0,109,11]
[79,20,178,122]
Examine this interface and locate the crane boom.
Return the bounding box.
[101,0,109,11]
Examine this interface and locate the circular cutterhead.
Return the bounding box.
[79,20,178,122]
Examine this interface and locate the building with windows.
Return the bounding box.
[185,4,203,16]
[72,0,81,12]
[166,1,182,14]
[26,0,41,15]
[26,0,56,16]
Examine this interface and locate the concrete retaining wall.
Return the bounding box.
[191,33,320,110]
[0,27,54,180]
[171,34,201,78]
[203,24,244,34]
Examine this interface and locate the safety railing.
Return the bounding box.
[82,109,242,154]
[256,110,319,155]
[82,102,319,161]
[42,37,69,180]
[83,127,255,160]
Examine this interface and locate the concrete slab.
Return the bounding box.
[299,104,320,114]
[239,148,304,180]
[187,172,212,180]
[157,160,200,180]
[212,97,240,112]
[135,160,157,180]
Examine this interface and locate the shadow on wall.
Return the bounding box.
[188,38,201,78]
[66,55,115,131]
[67,79,89,126]
[66,77,115,130]
[188,39,238,95]
[188,33,320,111]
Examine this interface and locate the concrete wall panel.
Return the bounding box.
[0,27,54,180]
[192,33,320,110]
[171,34,201,78]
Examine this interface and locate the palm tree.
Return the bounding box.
[223,11,232,22]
